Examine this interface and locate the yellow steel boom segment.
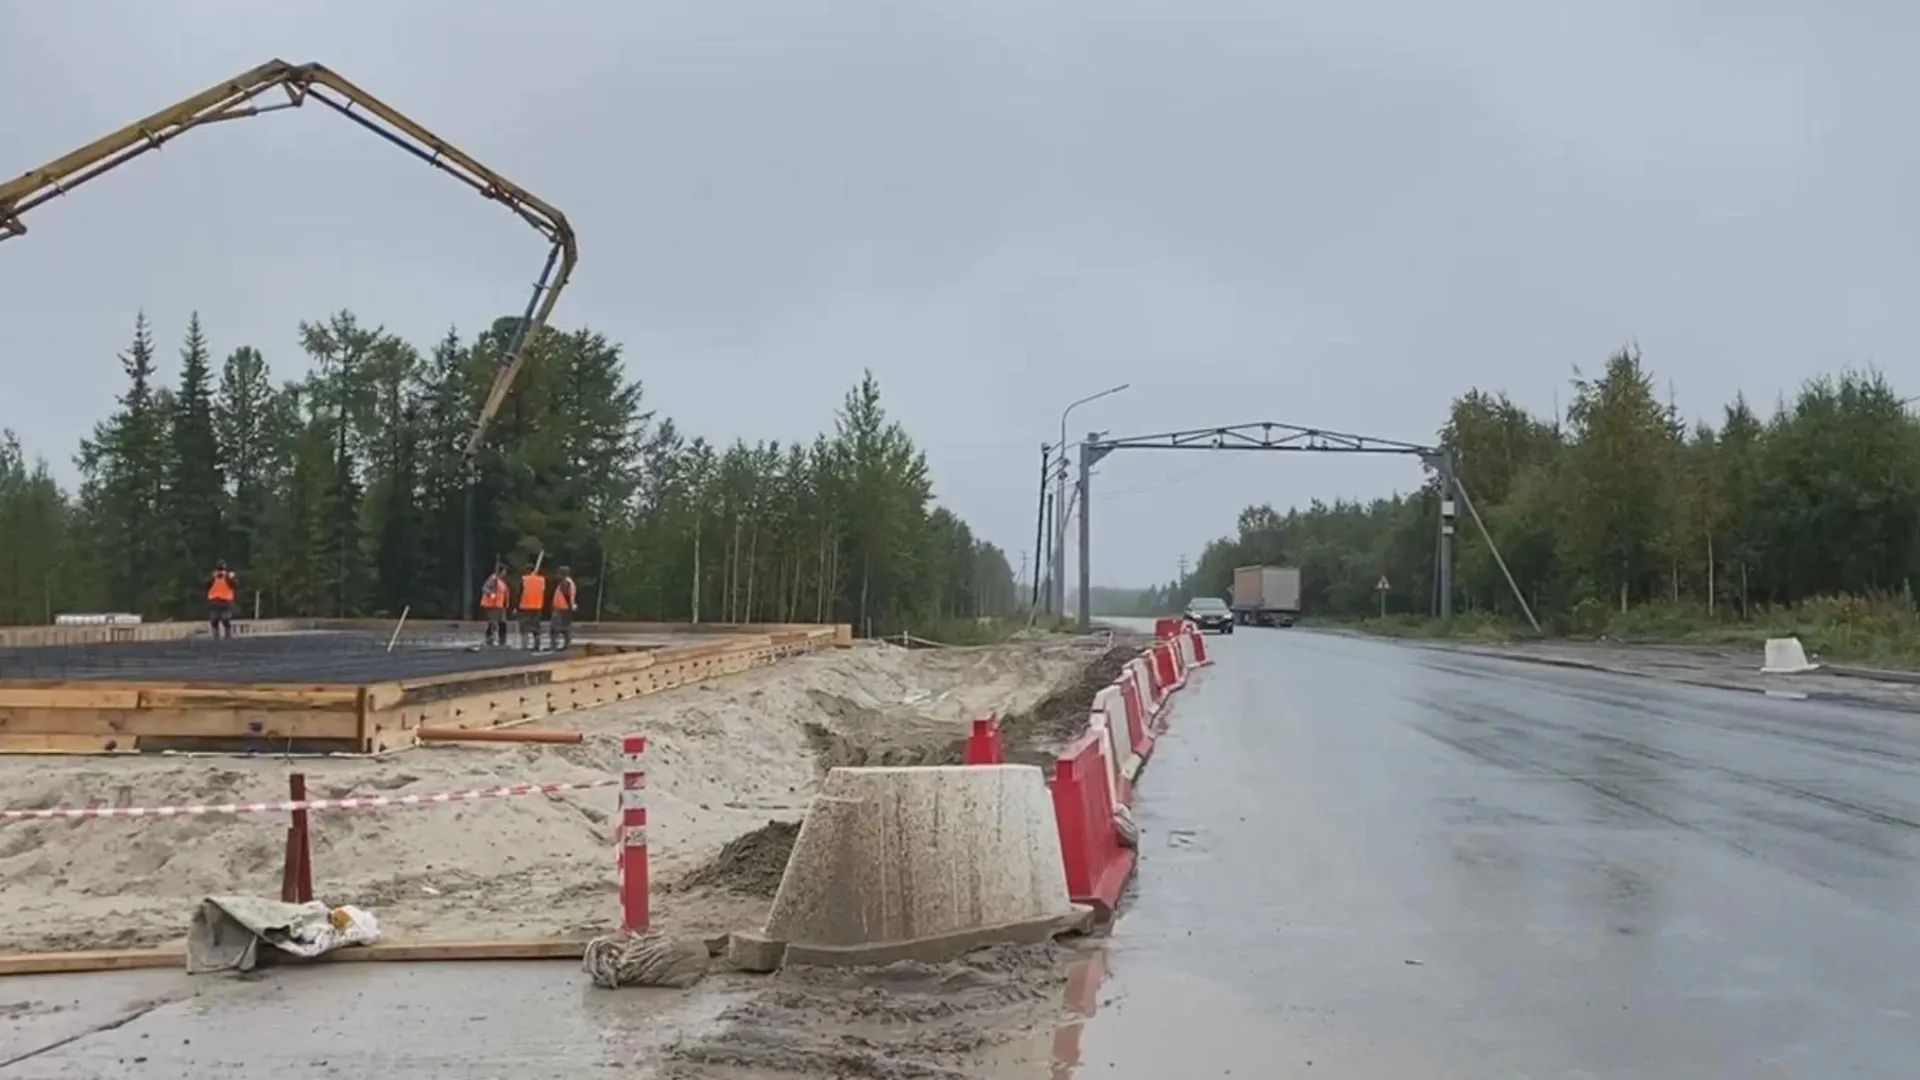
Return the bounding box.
[0,58,577,461]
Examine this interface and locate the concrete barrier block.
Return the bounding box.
[1761,637,1819,675]
[747,765,1082,968]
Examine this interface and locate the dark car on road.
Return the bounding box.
[1185,596,1234,633]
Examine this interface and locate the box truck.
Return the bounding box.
[1231,565,1301,627]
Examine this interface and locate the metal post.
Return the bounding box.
[1031,443,1050,611]
[1054,384,1129,618]
[1052,451,1069,617]
[1077,435,1093,632]
[1040,491,1054,615]
[1438,449,1456,622]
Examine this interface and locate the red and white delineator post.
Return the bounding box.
[620,735,649,931]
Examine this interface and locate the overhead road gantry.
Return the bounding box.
[1070,421,1538,634]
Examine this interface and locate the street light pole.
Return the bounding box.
[1053,383,1129,617]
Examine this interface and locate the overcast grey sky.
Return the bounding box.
[3,1,1915,588]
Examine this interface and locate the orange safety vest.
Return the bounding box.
[553,579,575,611]
[207,571,236,603]
[519,572,547,612]
[479,575,507,610]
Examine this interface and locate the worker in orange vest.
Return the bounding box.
[478,563,510,647]
[206,561,238,640]
[516,560,548,651]
[550,566,578,650]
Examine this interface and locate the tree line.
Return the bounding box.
[1146,348,1920,632]
[0,311,1017,634]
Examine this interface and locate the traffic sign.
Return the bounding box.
[1375,576,1390,592]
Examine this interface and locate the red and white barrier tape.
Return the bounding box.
[0,778,618,823]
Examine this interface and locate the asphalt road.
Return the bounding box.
[1061,626,1920,1079]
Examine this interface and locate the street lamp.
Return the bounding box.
[1053,383,1129,616]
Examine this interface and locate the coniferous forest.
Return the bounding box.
[1137,348,1920,638]
[0,311,1018,635]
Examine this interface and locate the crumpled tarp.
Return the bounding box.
[186,894,381,974]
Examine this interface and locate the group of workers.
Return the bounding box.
[479,561,579,651]
[203,558,580,653]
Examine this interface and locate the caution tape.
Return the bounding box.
[0,778,618,823]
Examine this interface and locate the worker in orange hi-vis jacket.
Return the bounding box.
[478,563,510,647]
[550,566,579,650]
[206,561,238,640]
[516,560,548,652]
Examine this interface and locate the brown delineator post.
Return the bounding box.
[280,772,314,904]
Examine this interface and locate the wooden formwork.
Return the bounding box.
[0,618,308,648]
[0,622,849,755]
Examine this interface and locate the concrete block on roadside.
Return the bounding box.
[724,930,788,973]
[734,764,1080,970]
[1761,637,1819,675]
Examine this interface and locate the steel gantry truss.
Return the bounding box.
[1070,422,1539,633]
[1091,421,1437,456]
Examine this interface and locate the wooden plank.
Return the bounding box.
[0,733,126,753]
[0,618,309,649]
[0,688,143,710]
[0,949,183,976]
[0,939,592,977]
[136,687,361,710]
[0,707,360,741]
[318,939,590,963]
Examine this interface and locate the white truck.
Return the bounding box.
[1231,565,1302,627]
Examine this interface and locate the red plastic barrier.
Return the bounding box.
[1154,617,1185,640]
[965,715,1005,765]
[1050,733,1136,917]
[1142,647,1168,700]
[1152,641,1180,691]
[1116,674,1153,756]
[1188,624,1210,665]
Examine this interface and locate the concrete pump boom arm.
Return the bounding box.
[0,58,577,462]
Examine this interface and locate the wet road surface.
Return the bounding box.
[0,961,751,1077]
[1058,627,1920,1078]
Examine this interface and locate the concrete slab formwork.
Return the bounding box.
[0,618,852,755]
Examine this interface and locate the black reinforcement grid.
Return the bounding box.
[0,631,571,685]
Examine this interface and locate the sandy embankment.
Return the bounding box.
[0,637,1126,955]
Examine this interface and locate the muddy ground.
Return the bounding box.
[658,942,1082,1080]
[0,636,1131,956]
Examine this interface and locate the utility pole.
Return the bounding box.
[1077,435,1093,631]
[1176,553,1189,582]
[1030,443,1050,611]
[1040,491,1054,615]
[1076,430,1116,632]
[1054,384,1129,619]
[1052,451,1070,617]
[1437,448,1456,622]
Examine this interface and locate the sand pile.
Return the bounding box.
[0,636,1110,954]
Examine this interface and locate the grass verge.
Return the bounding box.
[1310,594,1920,669]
